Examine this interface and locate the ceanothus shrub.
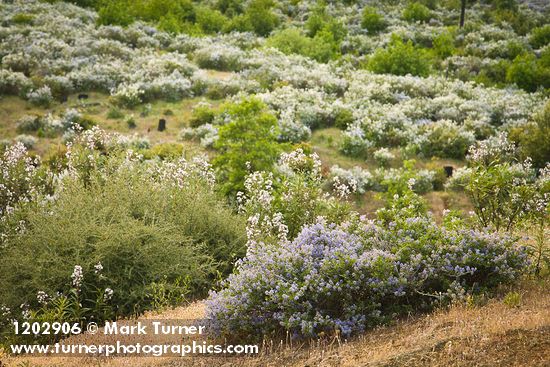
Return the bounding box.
[206,216,528,340]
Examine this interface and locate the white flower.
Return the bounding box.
[71,265,83,289]
[104,288,114,301]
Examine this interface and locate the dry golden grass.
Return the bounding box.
[4,280,549,367]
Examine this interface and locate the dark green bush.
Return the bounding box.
[244,0,279,36]
[361,6,387,35]
[506,54,549,92]
[368,36,431,77]
[196,6,228,34]
[16,115,42,133]
[420,121,475,159]
[215,0,243,16]
[530,25,550,49]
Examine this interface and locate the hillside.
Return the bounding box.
[0,0,549,365]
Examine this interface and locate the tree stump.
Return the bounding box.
[158,119,166,132]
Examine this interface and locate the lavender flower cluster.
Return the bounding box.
[206,216,529,340]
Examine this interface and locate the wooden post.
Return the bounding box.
[158,119,166,132]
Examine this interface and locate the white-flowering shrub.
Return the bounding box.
[181,124,220,148]
[329,165,373,194]
[0,69,32,96]
[14,134,37,149]
[110,83,144,108]
[16,115,42,133]
[26,86,53,107]
[194,44,245,71]
[373,148,395,167]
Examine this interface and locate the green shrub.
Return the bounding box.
[475,59,510,86]
[157,13,183,33]
[141,0,195,23]
[141,142,184,159]
[491,8,535,36]
[530,25,550,49]
[308,28,341,63]
[245,0,279,36]
[402,2,432,23]
[420,120,476,159]
[107,107,124,119]
[432,30,455,58]
[97,0,134,26]
[0,149,245,320]
[126,115,137,129]
[267,26,341,63]
[368,36,431,77]
[11,13,34,25]
[189,103,216,128]
[223,14,253,33]
[492,0,518,11]
[213,98,284,196]
[266,28,312,56]
[196,6,228,34]
[215,0,243,16]
[16,115,42,133]
[334,108,355,130]
[361,6,387,35]
[461,134,544,232]
[506,54,545,92]
[503,291,522,308]
[509,101,550,170]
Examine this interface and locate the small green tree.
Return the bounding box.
[213,98,284,197]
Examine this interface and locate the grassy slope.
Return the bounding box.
[0,92,473,219]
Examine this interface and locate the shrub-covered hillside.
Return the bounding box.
[0,0,549,357]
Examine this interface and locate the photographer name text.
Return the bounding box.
[103,322,205,335]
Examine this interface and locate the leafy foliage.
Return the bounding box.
[213,98,285,197]
[368,36,431,77]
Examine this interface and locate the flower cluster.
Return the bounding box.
[207,216,529,340]
[0,142,41,219]
[329,163,436,195]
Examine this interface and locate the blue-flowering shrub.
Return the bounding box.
[207,216,528,340]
